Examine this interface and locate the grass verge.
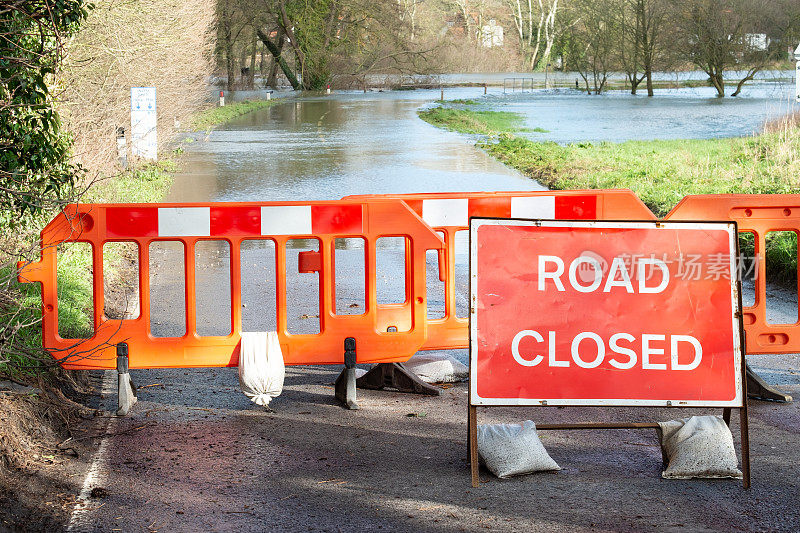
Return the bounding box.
[419,107,527,135]
[421,105,800,283]
[1,158,179,380]
[191,99,280,130]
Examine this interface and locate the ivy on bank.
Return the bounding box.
[0,0,92,227]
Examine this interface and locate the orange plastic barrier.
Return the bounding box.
[344,190,656,350]
[666,194,800,354]
[18,200,444,370]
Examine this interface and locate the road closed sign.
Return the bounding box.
[469,220,744,407]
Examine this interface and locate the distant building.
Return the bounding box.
[745,33,769,52]
[481,19,504,48]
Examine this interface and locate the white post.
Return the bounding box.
[795,43,800,103]
[219,90,225,106]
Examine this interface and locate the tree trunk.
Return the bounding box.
[248,34,257,89]
[710,71,725,97]
[267,57,279,87]
[225,45,235,92]
[645,69,653,96]
[259,47,267,79]
[278,3,309,88]
[731,68,759,97]
[220,12,235,91]
[257,29,300,90]
[238,43,248,89]
[266,34,284,88]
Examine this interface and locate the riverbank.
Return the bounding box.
[419,104,800,281]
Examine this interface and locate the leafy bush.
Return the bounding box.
[0,0,91,227]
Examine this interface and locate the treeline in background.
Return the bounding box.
[218,0,800,96]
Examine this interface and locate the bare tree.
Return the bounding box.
[566,0,617,94]
[450,0,477,42]
[675,0,775,97]
[218,0,251,91]
[616,0,646,94]
[506,0,559,69]
[635,0,669,96]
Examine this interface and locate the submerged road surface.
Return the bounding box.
[67,89,800,532]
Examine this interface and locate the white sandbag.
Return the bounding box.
[238,331,285,406]
[404,353,468,383]
[477,421,560,478]
[658,415,742,479]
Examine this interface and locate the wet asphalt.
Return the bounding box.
[70,352,800,532]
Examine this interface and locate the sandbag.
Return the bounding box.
[658,415,742,479]
[238,331,285,406]
[404,353,468,383]
[477,421,560,478]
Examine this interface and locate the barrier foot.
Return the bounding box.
[116,343,138,416]
[356,363,441,396]
[746,363,792,403]
[335,338,359,410]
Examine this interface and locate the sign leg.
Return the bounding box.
[740,404,751,489]
[469,405,479,488]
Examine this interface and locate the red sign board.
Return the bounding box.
[469,220,743,407]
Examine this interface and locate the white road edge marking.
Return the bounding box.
[66,369,116,532]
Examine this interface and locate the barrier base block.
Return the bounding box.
[116,371,138,416]
[335,367,359,410]
[746,363,792,403]
[116,344,138,416]
[356,363,441,396]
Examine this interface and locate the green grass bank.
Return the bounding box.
[419,103,800,282]
[419,107,548,135]
[191,99,280,130]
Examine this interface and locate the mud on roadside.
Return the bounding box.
[0,363,107,531]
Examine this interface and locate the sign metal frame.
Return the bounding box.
[467,218,750,489]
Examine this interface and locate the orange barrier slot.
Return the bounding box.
[344,190,656,350]
[665,194,800,354]
[18,200,444,370]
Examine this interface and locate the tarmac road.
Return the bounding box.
[67,356,800,532]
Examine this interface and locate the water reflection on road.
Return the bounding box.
[168,89,542,204]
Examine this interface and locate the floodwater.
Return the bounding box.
[171,82,797,204]
[489,83,798,144]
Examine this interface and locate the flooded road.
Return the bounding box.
[165,83,794,202]
[167,89,543,204]
[170,83,796,203]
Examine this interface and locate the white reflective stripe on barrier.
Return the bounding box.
[423,199,469,226]
[157,207,212,237]
[510,196,555,219]
[261,205,313,235]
